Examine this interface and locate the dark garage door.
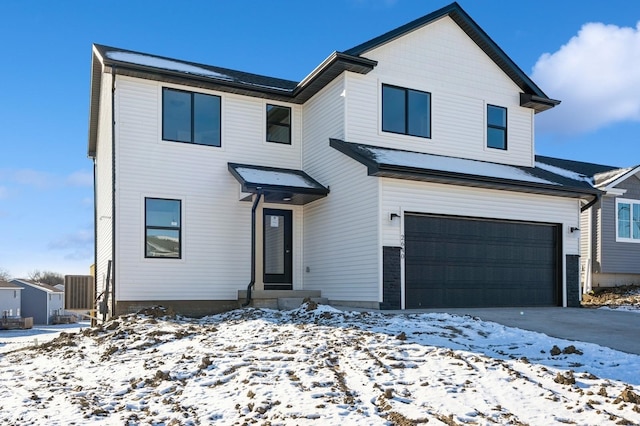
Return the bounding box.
[405,214,560,308]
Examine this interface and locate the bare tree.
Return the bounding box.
[28,270,64,286]
[0,268,10,282]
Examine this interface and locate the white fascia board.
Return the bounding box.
[601,165,640,192]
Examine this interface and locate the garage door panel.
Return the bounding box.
[405,214,559,308]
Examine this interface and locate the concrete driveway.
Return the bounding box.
[416,307,640,355]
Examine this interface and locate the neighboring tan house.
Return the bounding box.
[0,280,22,318]
[11,279,64,325]
[88,2,599,316]
[536,156,640,290]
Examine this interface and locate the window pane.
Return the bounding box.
[194,93,221,146]
[618,203,631,238]
[146,199,180,228]
[633,204,640,239]
[146,229,180,258]
[487,127,506,149]
[264,214,284,274]
[266,105,291,144]
[163,89,191,142]
[488,105,506,126]
[382,85,406,134]
[407,90,430,138]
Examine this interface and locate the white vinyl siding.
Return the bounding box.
[303,76,380,303]
[113,76,302,301]
[345,16,534,167]
[95,72,114,302]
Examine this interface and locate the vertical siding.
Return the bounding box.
[303,76,380,302]
[345,16,534,167]
[95,72,113,304]
[113,76,303,301]
[600,176,640,273]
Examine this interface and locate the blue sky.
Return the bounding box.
[1,0,639,278]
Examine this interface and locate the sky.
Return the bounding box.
[1,0,640,278]
[1,304,639,424]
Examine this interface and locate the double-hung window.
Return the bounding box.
[145,198,182,258]
[487,105,507,150]
[616,198,640,242]
[162,87,221,147]
[266,104,291,144]
[382,84,431,138]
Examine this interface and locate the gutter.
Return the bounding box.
[580,193,600,212]
[242,191,262,307]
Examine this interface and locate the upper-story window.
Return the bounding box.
[145,197,182,258]
[617,198,640,242]
[162,87,221,147]
[487,105,507,150]
[382,84,431,138]
[266,104,291,144]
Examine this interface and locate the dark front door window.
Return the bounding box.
[263,209,292,289]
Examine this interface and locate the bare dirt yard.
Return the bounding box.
[581,285,640,311]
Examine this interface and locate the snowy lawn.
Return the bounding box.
[1,303,639,425]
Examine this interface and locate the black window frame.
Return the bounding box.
[145,197,182,259]
[487,104,507,150]
[266,104,292,145]
[162,87,221,147]
[382,84,431,139]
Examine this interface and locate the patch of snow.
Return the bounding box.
[235,167,320,189]
[370,147,559,185]
[0,308,638,424]
[535,161,593,183]
[106,51,234,81]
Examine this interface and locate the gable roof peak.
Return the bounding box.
[343,2,559,112]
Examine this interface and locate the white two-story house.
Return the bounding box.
[88,2,599,317]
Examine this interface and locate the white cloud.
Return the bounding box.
[532,22,640,134]
[48,229,94,260]
[11,169,55,189]
[65,170,93,187]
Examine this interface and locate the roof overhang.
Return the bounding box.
[228,163,329,205]
[330,139,600,200]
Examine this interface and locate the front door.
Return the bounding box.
[263,209,293,290]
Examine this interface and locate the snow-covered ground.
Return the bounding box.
[1,303,639,425]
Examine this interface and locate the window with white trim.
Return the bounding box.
[487,104,507,150]
[616,198,640,242]
[145,198,182,258]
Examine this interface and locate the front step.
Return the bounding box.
[277,297,329,310]
[237,290,324,310]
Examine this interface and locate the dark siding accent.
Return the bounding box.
[404,214,560,308]
[600,178,640,273]
[566,255,580,307]
[381,246,402,310]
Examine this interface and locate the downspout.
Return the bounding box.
[242,190,262,307]
[580,193,600,213]
[92,157,98,323]
[110,66,117,316]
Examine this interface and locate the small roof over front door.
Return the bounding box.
[228,163,329,205]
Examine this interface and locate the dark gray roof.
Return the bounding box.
[535,155,619,177]
[331,139,599,199]
[344,2,559,113]
[228,163,329,205]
